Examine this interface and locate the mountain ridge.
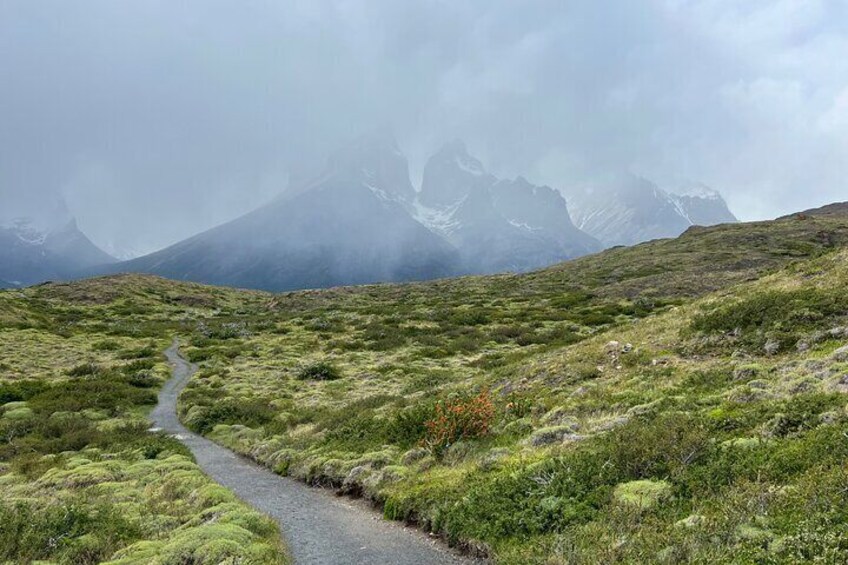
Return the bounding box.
[97,134,602,291]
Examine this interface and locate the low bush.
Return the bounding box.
[296,362,341,381]
[448,308,491,327]
[0,500,142,564]
[690,288,845,350]
[117,344,157,359]
[185,397,277,435]
[0,380,49,403]
[66,363,104,377]
[187,348,214,362]
[91,339,120,351]
[120,358,156,374]
[28,379,156,416]
[386,402,436,449]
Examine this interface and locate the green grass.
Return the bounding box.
[2,212,848,562]
[0,307,288,562]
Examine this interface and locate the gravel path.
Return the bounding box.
[151,341,479,565]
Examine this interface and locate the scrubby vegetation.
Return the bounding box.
[3,211,848,563]
[0,284,287,564]
[296,361,342,381]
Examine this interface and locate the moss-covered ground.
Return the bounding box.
[3,212,848,563]
[0,284,287,564]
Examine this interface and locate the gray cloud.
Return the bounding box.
[1,0,846,255]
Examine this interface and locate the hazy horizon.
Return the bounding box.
[2,1,847,256]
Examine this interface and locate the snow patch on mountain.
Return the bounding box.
[675,182,722,200]
[507,219,542,231]
[412,197,466,236]
[669,195,694,224]
[4,219,49,246]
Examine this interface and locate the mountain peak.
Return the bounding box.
[0,211,115,287]
[321,130,415,203]
[670,184,736,227]
[435,139,486,177]
[674,182,722,201]
[420,141,492,207]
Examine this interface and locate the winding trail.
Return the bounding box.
[151,341,478,565]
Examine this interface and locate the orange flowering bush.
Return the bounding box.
[423,390,495,456]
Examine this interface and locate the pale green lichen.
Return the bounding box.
[613,480,673,509]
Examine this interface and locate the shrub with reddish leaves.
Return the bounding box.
[423,390,495,456]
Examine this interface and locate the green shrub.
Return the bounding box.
[117,344,157,359]
[184,398,277,435]
[448,309,491,326]
[766,393,844,438]
[296,362,341,381]
[120,358,156,374]
[91,339,120,351]
[550,291,593,309]
[690,288,845,350]
[602,411,711,480]
[0,380,49,403]
[120,429,191,459]
[385,402,435,449]
[28,379,156,416]
[0,500,142,564]
[323,412,386,451]
[187,348,214,362]
[124,371,158,388]
[66,363,104,377]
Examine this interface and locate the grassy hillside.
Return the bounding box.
[0,285,287,564]
[2,210,848,563]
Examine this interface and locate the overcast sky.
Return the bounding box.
[2,1,847,256]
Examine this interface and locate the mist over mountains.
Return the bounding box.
[0,133,737,292]
[108,134,460,291]
[88,133,733,291]
[100,133,598,291]
[0,201,116,288]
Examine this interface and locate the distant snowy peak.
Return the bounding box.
[3,216,84,247]
[0,214,115,287]
[565,174,737,248]
[670,184,737,228]
[106,147,461,291]
[414,141,600,272]
[490,178,573,235]
[1,196,75,234]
